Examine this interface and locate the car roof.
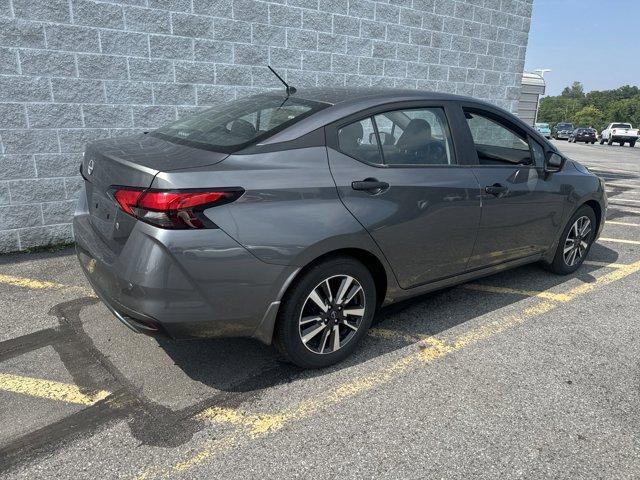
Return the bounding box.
[284,87,472,106]
[255,86,530,145]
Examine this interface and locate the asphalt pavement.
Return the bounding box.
[0,139,639,479]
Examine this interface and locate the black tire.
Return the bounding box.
[546,205,597,275]
[591,141,595,144]
[607,137,613,145]
[600,138,605,145]
[619,141,625,146]
[274,256,377,368]
[630,140,636,148]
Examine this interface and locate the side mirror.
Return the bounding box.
[545,152,564,173]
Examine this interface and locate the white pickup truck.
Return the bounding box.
[600,123,639,147]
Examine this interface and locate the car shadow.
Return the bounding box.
[157,242,621,394]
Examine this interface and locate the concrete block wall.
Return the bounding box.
[0,0,532,253]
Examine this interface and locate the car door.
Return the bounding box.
[326,102,481,289]
[456,105,567,269]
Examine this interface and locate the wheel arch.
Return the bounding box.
[252,247,392,345]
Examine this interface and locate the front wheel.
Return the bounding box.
[274,257,376,368]
[630,140,636,148]
[546,205,596,275]
[600,138,605,145]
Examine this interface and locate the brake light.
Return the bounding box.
[112,188,243,229]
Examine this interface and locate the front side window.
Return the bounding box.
[464,110,533,166]
[530,139,545,167]
[152,95,327,153]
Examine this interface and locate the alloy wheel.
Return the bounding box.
[298,275,366,354]
[563,216,592,266]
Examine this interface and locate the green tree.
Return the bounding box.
[607,97,640,127]
[571,105,605,130]
[537,82,640,129]
[561,81,585,100]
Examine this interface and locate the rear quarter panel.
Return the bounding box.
[152,147,393,278]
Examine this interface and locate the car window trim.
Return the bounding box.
[327,100,461,169]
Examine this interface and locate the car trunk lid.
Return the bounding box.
[81,134,228,251]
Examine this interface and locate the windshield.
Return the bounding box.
[152,95,328,153]
[535,123,549,128]
[612,123,631,129]
[557,123,574,130]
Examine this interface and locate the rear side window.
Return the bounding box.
[464,110,533,166]
[338,117,383,165]
[152,95,327,153]
[337,107,455,166]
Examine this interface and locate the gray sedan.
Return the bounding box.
[74,87,607,368]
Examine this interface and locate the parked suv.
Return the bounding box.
[553,122,575,140]
[75,88,607,368]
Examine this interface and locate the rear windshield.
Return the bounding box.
[612,123,631,129]
[151,95,328,153]
[536,123,549,128]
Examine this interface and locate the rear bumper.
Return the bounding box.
[611,136,637,141]
[73,188,297,343]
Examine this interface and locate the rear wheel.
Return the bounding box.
[620,141,625,146]
[546,205,596,275]
[600,137,605,144]
[274,257,376,368]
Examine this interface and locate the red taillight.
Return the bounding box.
[111,188,242,229]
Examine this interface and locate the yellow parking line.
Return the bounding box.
[368,327,426,343]
[0,373,111,406]
[0,273,94,296]
[606,221,640,227]
[197,407,286,438]
[462,283,572,302]
[583,260,628,269]
[136,259,640,480]
[609,198,640,204]
[599,237,640,245]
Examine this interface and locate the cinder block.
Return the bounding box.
[27,104,84,129]
[104,81,154,105]
[45,24,100,53]
[9,178,66,204]
[20,50,77,77]
[0,129,59,155]
[52,78,105,104]
[124,6,171,34]
[0,154,37,180]
[100,30,149,57]
[153,83,196,105]
[73,0,124,29]
[0,19,45,49]
[0,105,28,129]
[77,54,128,80]
[19,224,74,249]
[13,0,70,23]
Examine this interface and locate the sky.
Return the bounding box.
[524,0,640,96]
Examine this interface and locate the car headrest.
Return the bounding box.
[230,119,256,139]
[396,119,432,151]
[339,122,364,151]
